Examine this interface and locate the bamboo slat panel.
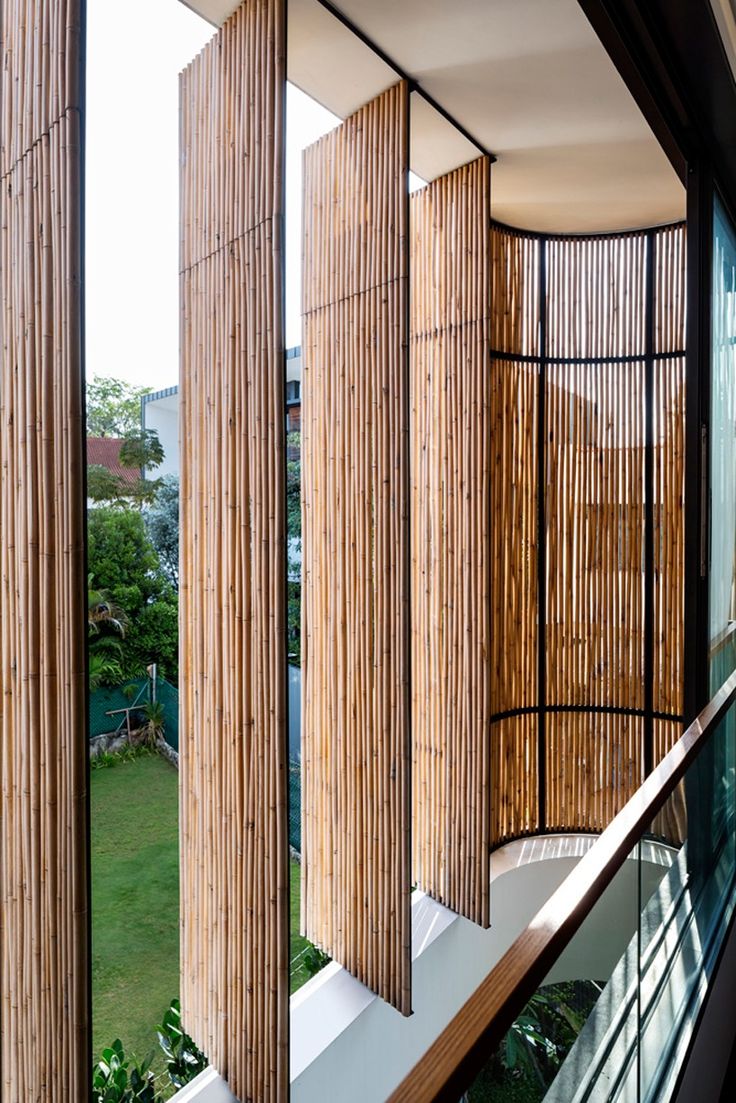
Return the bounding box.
[0,0,87,1091]
[0,0,82,177]
[545,234,646,826]
[488,226,539,847]
[490,226,539,357]
[491,715,539,844]
[546,712,643,831]
[179,3,288,1099]
[490,357,538,715]
[545,356,646,712]
[411,158,491,927]
[546,233,647,360]
[301,82,411,1014]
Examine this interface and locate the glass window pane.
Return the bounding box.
[709,196,736,693]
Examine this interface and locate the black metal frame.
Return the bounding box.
[490,219,687,837]
[684,159,713,725]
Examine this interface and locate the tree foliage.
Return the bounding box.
[88,507,178,682]
[87,375,152,437]
[87,429,165,509]
[119,428,165,471]
[144,474,179,590]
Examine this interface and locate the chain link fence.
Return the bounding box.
[289,759,301,854]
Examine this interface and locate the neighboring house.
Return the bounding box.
[86,437,141,506]
[87,437,140,487]
[140,384,179,479]
[141,348,302,477]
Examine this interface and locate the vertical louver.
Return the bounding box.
[0,0,88,1097]
[179,2,289,1098]
[301,81,412,1015]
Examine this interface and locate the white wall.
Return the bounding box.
[290,836,673,1103]
[143,391,180,478]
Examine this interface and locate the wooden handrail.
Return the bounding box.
[388,669,736,1103]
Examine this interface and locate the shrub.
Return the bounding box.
[156,999,208,1090]
[92,1039,161,1103]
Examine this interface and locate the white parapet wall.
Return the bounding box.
[171,834,674,1103]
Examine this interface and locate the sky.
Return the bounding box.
[86,0,339,391]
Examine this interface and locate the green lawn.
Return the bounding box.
[290,860,311,992]
[91,753,180,1068]
[92,751,312,1078]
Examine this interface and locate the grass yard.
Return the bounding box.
[290,859,311,992]
[92,749,314,1081]
[91,752,180,1070]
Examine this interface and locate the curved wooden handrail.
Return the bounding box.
[388,669,736,1103]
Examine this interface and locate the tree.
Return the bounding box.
[87,428,165,510]
[87,375,153,437]
[145,475,179,590]
[88,507,179,682]
[88,577,127,689]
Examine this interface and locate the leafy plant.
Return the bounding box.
[90,745,154,771]
[138,700,166,749]
[89,650,124,693]
[144,475,179,591]
[92,1039,162,1103]
[156,999,207,1090]
[468,980,602,1102]
[88,508,179,682]
[303,943,331,978]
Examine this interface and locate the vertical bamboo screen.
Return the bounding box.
[411,157,492,927]
[545,233,648,829]
[487,223,685,845]
[489,228,540,844]
[301,82,411,1014]
[179,2,288,1098]
[0,0,88,1098]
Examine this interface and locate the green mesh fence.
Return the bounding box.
[89,676,179,751]
[289,760,301,854]
[157,678,179,752]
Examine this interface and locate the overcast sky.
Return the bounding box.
[86,0,338,391]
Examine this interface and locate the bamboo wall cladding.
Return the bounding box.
[0,2,87,1099]
[301,82,411,1014]
[411,158,492,927]
[179,2,288,1099]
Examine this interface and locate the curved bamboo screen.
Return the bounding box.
[0,0,88,1098]
[487,222,686,846]
[301,81,412,1015]
[411,157,492,927]
[179,1,289,1098]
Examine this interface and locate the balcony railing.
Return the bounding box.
[389,669,736,1102]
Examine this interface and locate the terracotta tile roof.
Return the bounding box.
[86,438,140,487]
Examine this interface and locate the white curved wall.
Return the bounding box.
[290,835,673,1103]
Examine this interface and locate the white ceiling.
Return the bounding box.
[181,0,685,233]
